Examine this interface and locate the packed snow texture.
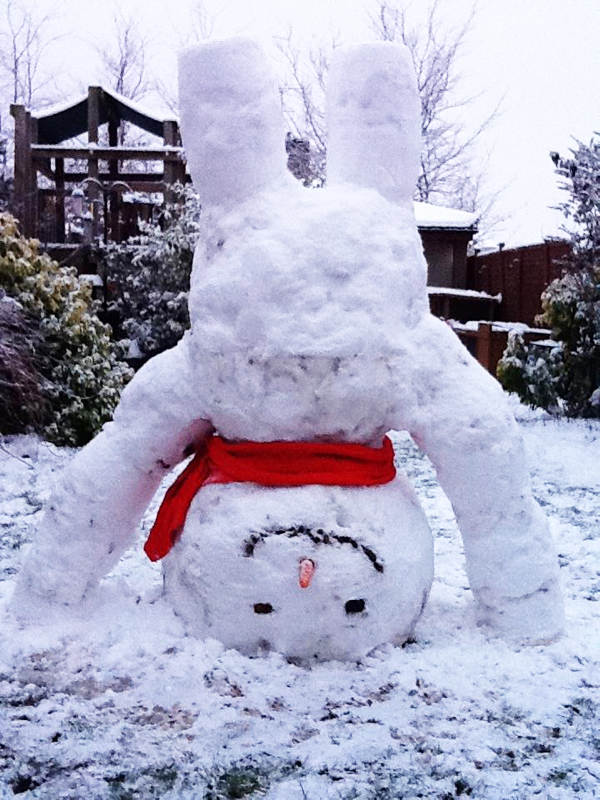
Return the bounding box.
[0,416,598,798]
[178,38,292,207]
[327,43,421,204]
[12,38,563,655]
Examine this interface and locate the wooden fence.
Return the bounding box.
[467,241,571,326]
[451,321,552,375]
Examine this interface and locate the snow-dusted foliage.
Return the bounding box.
[553,137,600,251]
[497,333,566,413]
[95,183,201,361]
[12,40,563,656]
[498,138,600,417]
[540,270,600,415]
[0,213,132,445]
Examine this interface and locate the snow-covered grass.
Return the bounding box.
[0,404,599,799]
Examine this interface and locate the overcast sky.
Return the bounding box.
[5,0,600,246]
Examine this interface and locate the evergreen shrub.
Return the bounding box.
[94,183,201,362]
[497,137,600,417]
[0,213,132,445]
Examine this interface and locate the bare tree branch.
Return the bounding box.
[94,11,155,153]
[97,11,151,102]
[368,0,504,238]
[184,1,217,45]
[0,0,65,107]
[275,1,502,236]
[275,27,342,185]
[156,2,218,116]
[370,1,486,200]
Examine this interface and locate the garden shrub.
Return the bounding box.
[0,294,49,434]
[94,183,201,362]
[0,212,132,445]
[497,137,600,417]
[497,333,567,414]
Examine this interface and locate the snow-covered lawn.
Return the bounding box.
[0,401,598,799]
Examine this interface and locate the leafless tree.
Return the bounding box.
[97,11,152,102]
[157,2,218,116]
[0,0,64,108]
[0,0,66,199]
[370,0,500,210]
[276,1,504,235]
[275,28,339,185]
[183,1,218,45]
[94,11,155,151]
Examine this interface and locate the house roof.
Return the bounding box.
[414,201,477,231]
[34,87,175,144]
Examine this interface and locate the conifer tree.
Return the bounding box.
[498,137,600,416]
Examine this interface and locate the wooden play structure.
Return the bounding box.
[10,87,186,251]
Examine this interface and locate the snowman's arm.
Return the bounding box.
[396,316,564,643]
[12,335,211,610]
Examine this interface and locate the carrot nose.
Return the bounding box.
[299,558,316,589]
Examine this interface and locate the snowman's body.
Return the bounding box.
[12,39,564,655]
[162,185,436,659]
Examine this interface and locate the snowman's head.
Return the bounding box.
[235,524,389,661]
[164,483,433,662]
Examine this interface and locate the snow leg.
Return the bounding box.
[178,38,290,207]
[327,42,421,204]
[400,317,564,643]
[11,336,211,612]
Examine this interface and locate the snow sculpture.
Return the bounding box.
[12,39,564,660]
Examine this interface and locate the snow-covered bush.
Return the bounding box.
[0,213,132,445]
[498,137,600,417]
[539,266,600,415]
[497,333,566,413]
[94,183,201,361]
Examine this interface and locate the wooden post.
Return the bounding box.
[87,86,102,240]
[10,104,29,231]
[10,105,38,237]
[108,117,120,241]
[27,111,40,236]
[517,251,524,322]
[544,242,551,287]
[55,157,65,243]
[443,295,451,320]
[163,119,180,204]
[476,322,493,373]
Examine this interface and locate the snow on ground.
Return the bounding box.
[0,402,598,799]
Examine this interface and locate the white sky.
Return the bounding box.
[6,0,600,246]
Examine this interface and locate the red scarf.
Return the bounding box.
[144,435,396,562]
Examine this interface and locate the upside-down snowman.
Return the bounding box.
[12,39,564,660]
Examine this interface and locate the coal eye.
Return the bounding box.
[253,603,274,614]
[345,599,366,614]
